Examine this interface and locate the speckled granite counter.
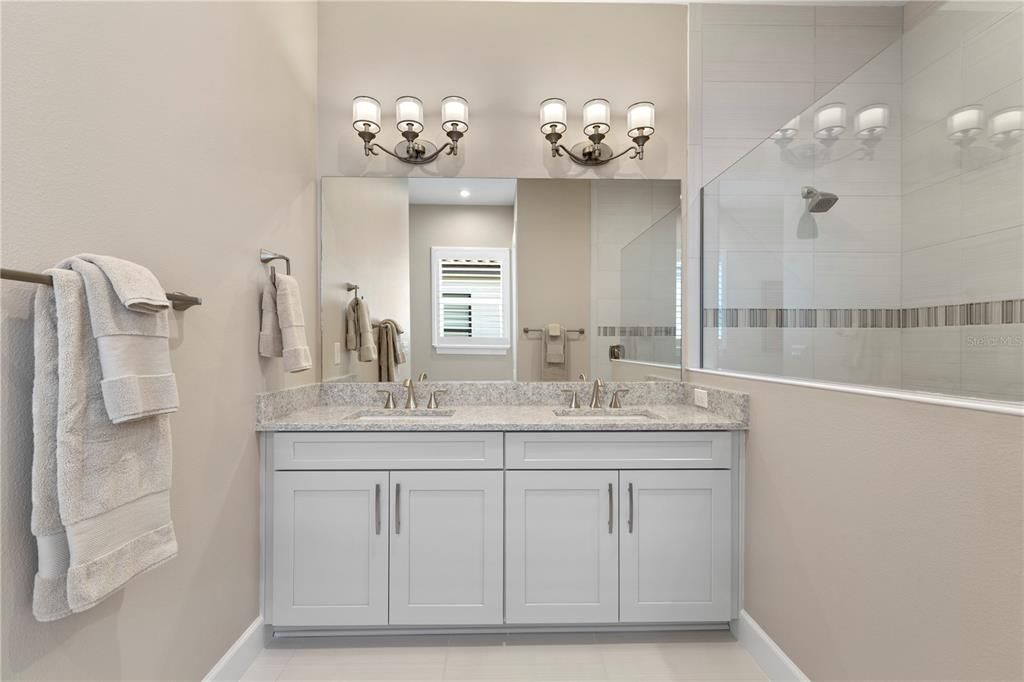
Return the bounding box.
[256,381,748,432]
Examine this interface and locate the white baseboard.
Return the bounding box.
[732,610,809,682]
[203,616,265,681]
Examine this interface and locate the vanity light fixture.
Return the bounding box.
[459,189,471,198]
[989,106,1023,145]
[854,104,890,139]
[770,115,800,142]
[353,95,469,165]
[946,104,985,143]
[814,103,847,140]
[539,98,655,166]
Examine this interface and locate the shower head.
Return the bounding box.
[801,186,839,213]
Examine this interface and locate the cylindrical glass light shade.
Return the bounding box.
[582,98,611,136]
[855,104,890,138]
[352,96,382,134]
[395,96,425,133]
[540,98,568,134]
[770,115,800,140]
[814,103,847,139]
[627,101,655,137]
[441,96,469,133]
[989,106,1022,143]
[947,105,984,140]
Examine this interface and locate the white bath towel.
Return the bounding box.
[258,282,283,358]
[274,274,312,373]
[64,255,179,424]
[345,297,377,362]
[32,268,177,621]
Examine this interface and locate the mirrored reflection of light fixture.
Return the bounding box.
[814,103,847,140]
[353,95,469,165]
[540,98,655,166]
[947,104,985,143]
[770,115,800,142]
[989,106,1023,145]
[855,104,890,139]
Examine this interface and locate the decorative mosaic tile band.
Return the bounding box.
[703,299,1024,329]
[597,325,679,337]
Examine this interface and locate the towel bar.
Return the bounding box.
[522,327,585,335]
[1,267,203,311]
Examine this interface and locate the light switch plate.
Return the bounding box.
[694,388,709,408]
[333,342,342,365]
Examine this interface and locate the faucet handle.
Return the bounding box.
[377,390,396,409]
[418,372,429,382]
[609,388,630,409]
[561,389,581,409]
[578,373,587,381]
[427,389,448,409]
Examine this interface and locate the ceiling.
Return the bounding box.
[408,178,517,206]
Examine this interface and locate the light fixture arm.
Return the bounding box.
[356,121,465,166]
[544,126,649,166]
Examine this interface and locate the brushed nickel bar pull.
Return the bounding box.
[608,483,614,534]
[395,482,401,535]
[374,483,382,535]
[1,267,202,311]
[627,482,634,534]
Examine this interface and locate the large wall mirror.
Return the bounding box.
[321,177,682,383]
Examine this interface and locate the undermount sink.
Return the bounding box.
[348,408,456,420]
[552,408,661,421]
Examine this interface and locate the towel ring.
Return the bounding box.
[260,248,291,286]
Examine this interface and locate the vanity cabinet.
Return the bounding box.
[265,430,739,631]
[272,471,389,626]
[389,471,503,625]
[505,471,620,623]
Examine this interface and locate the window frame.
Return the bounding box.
[431,246,512,355]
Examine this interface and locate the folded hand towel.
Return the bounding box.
[32,267,177,620]
[376,319,406,382]
[258,282,283,357]
[541,324,568,380]
[547,323,562,337]
[77,253,170,313]
[355,298,377,363]
[345,299,358,351]
[66,256,176,420]
[273,274,312,373]
[60,256,178,424]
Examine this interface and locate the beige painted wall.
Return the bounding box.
[321,178,411,383]
[688,371,1023,680]
[0,3,318,679]
[409,204,515,381]
[516,180,591,381]
[318,1,686,180]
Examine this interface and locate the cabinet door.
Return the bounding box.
[389,471,503,625]
[505,471,619,624]
[619,470,732,623]
[272,471,388,626]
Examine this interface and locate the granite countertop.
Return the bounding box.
[256,403,747,432]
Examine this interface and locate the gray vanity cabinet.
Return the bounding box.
[272,471,389,626]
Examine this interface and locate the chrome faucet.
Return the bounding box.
[401,378,418,409]
[589,378,604,408]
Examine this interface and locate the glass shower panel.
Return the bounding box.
[620,207,682,365]
[702,2,1024,404]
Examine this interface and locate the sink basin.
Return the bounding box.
[552,408,661,421]
[348,408,455,420]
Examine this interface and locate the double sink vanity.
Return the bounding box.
[256,380,748,635]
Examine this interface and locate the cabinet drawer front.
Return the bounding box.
[505,432,732,469]
[273,432,502,470]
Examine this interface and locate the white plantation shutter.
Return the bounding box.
[432,247,511,354]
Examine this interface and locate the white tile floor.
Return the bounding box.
[239,631,768,682]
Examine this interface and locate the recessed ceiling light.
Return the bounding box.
[459,189,471,198]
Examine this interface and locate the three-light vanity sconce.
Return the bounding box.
[771,101,1023,148]
[351,96,656,167]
